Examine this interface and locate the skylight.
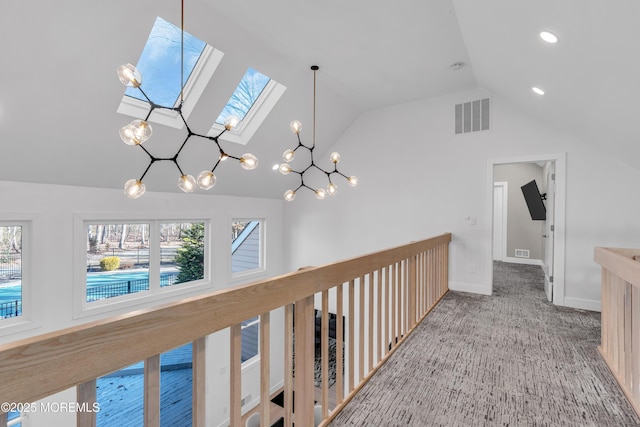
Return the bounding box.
[117,17,284,141]
[125,17,206,108]
[216,68,271,125]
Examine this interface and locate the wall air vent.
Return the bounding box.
[515,249,530,258]
[455,98,491,135]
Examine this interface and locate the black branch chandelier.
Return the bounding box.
[277,65,358,201]
[116,1,257,199]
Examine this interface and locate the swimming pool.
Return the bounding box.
[0,270,180,314]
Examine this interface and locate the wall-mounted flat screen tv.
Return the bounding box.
[521,180,546,221]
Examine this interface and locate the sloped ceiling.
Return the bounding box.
[0,0,637,199]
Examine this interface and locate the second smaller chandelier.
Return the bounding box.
[278,65,358,201]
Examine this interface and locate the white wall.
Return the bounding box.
[283,88,640,311]
[0,180,284,427]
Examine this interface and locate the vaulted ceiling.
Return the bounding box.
[1,0,638,198]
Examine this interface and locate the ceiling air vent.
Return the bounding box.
[455,98,490,135]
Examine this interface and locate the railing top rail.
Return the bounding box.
[595,247,640,288]
[0,233,450,406]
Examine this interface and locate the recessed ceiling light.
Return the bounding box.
[272,163,280,171]
[539,31,559,44]
[532,87,545,95]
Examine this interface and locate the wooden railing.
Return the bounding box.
[0,233,451,427]
[595,247,640,418]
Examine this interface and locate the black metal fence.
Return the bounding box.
[86,272,179,302]
[0,300,21,319]
[0,253,21,281]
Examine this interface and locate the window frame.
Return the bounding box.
[74,214,211,319]
[0,218,32,332]
[209,79,286,146]
[0,216,33,332]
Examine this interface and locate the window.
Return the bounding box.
[160,222,204,287]
[241,316,259,363]
[81,220,207,310]
[0,225,22,320]
[86,223,150,302]
[117,17,224,129]
[125,17,206,108]
[216,68,271,125]
[209,69,286,146]
[231,220,262,275]
[117,17,285,143]
[232,219,263,363]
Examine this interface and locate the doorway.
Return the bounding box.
[487,153,566,306]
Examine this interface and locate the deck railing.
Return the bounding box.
[0,233,451,427]
[595,247,640,418]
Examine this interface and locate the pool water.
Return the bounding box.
[0,270,178,304]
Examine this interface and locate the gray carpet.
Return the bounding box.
[328,261,640,426]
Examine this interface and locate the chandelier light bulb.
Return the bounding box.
[124,179,146,199]
[224,115,240,131]
[290,120,302,134]
[119,120,152,145]
[347,176,359,187]
[327,182,338,195]
[315,188,327,200]
[239,153,258,170]
[283,149,295,162]
[284,189,296,201]
[329,152,341,164]
[178,175,196,193]
[278,163,292,175]
[117,63,142,87]
[196,171,216,190]
[219,152,229,161]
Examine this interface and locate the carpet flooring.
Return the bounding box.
[328,261,640,426]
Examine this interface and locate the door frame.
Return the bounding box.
[487,153,566,306]
[493,182,508,262]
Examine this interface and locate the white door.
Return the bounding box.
[493,182,508,261]
[543,164,555,302]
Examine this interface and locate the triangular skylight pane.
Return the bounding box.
[216,68,271,124]
[125,17,206,108]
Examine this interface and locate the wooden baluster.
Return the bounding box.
[336,283,344,405]
[192,338,206,427]
[145,355,160,427]
[391,263,397,350]
[260,312,271,427]
[284,304,294,427]
[368,272,374,372]
[294,295,315,427]
[321,290,329,419]
[77,379,96,427]
[633,286,640,403]
[230,324,242,427]
[359,276,365,382]
[409,255,416,326]
[625,283,632,391]
[377,268,383,363]
[348,279,355,392]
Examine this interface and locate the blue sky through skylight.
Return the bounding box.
[216,68,271,125]
[125,17,206,108]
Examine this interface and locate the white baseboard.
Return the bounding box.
[563,297,601,312]
[449,281,492,295]
[501,257,544,266]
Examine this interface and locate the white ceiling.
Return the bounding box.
[0,0,638,198]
